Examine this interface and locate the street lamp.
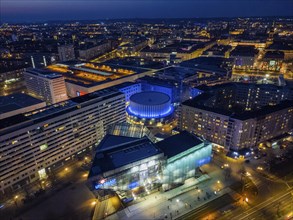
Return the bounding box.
[14,195,19,208]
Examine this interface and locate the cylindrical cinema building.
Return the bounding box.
[126,91,174,126]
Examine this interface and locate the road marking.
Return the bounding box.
[236,189,293,220]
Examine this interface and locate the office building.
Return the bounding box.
[24,68,68,104]
[0,89,126,193]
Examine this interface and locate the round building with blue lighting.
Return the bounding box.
[127,91,174,126]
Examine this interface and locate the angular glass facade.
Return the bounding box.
[91,143,212,192]
[162,143,212,190]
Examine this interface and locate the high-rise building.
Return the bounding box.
[24,68,68,104]
[0,89,126,193]
[58,45,75,62]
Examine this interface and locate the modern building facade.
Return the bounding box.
[24,68,68,104]
[88,131,212,193]
[0,89,126,193]
[157,132,212,191]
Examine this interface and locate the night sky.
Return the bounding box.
[1,0,293,22]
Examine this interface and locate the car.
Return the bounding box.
[245,159,250,163]
[254,155,261,160]
[257,166,264,171]
[246,172,251,176]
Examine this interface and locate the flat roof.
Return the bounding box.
[182,83,293,120]
[0,93,44,114]
[156,131,203,158]
[179,57,232,74]
[141,41,209,54]
[130,91,170,105]
[230,45,258,57]
[25,68,63,79]
[0,88,123,135]
[103,57,165,70]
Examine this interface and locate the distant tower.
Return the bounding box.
[31,56,35,68]
[43,56,47,67]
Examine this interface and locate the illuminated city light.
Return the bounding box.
[127,106,173,119]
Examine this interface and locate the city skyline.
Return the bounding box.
[0,1,292,219]
[1,0,293,23]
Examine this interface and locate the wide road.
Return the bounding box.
[218,189,293,220]
[176,193,235,220]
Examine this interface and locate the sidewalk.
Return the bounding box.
[104,175,235,220]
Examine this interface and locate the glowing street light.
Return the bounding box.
[245,197,249,203]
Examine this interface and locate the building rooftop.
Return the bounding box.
[104,57,165,70]
[141,41,209,54]
[156,131,203,158]
[0,88,123,135]
[179,57,232,75]
[230,45,258,57]
[263,51,285,60]
[182,83,293,121]
[25,68,63,79]
[267,41,293,51]
[89,137,161,177]
[202,44,232,56]
[130,91,170,105]
[97,134,140,152]
[0,93,44,115]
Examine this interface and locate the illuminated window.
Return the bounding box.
[40,144,48,151]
